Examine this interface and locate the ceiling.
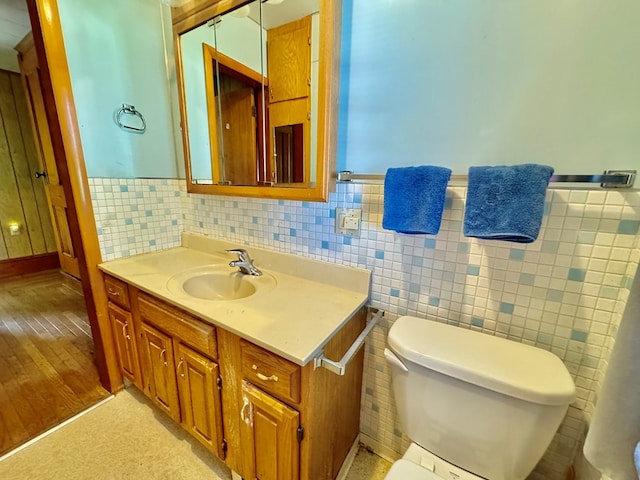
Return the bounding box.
[0,0,30,72]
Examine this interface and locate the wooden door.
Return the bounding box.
[176,343,225,458]
[17,34,80,279]
[140,323,180,422]
[241,380,300,480]
[220,87,257,185]
[267,16,311,104]
[107,302,141,389]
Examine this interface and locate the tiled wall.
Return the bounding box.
[89,177,640,480]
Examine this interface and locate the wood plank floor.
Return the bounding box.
[0,270,110,456]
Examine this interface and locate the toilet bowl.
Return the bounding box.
[383,316,575,480]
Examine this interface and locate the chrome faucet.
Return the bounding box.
[226,248,262,276]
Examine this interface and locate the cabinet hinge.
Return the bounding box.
[216,375,223,391]
[297,425,304,442]
[251,105,257,118]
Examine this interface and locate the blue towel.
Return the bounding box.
[382,166,452,234]
[463,164,553,243]
[635,442,640,478]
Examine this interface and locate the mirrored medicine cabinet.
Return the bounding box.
[172,0,341,201]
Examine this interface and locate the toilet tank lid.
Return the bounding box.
[388,316,576,406]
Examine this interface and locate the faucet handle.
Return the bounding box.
[226,248,249,258]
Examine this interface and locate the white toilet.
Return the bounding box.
[383,316,576,480]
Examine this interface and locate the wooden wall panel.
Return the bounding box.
[0,68,56,260]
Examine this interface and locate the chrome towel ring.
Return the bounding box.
[115,104,146,133]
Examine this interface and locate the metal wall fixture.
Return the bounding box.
[337,170,637,189]
[314,307,384,375]
[115,104,147,133]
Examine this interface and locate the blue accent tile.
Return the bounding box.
[213,218,219,225]
[315,216,323,225]
[230,226,236,233]
[171,219,178,225]
[278,200,285,206]
[500,302,514,314]
[375,250,384,260]
[149,185,156,192]
[174,191,180,197]
[125,218,133,225]
[444,197,453,209]
[467,265,480,276]
[412,256,423,267]
[568,268,586,282]
[302,202,311,208]
[390,288,400,297]
[290,228,297,237]
[120,185,128,192]
[233,201,239,208]
[273,233,280,241]
[546,289,564,302]
[428,296,440,307]
[537,332,553,345]
[409,283,421,294]
[571,330,588,342]
[365,387,374,395]
[284,213,292,221]
[97,227,103,235]
[149,239,156,246]
[252,216,258,224]
[471,317,484,328]
[457,243,470,253]
[321,240,329,249]
[329,209,336,218]
[519,273,535,285]
[509,249,525,261]
[424,238,436,249]
[145,210,153,217]
[343,237,352,245]
[443,271,454,283]
[353,194,363,204]
[105,246,114,254]
[541,241,559,254]
[198,221,204,228]
[543,202,551,215]
[618,220,640,235]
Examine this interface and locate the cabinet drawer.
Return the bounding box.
[241,340,301,405]
[138,292,217,360]
[104,275,130,309]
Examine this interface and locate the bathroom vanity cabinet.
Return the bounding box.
[103,273,366,480]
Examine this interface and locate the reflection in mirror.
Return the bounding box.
[180,0,265,185]
[173,0,338,201]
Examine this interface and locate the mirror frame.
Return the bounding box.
[172,0,341,202]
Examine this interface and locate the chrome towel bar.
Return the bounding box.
[336,170,636,188]
[314,307,384,375]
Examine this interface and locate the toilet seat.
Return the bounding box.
[385,459,442,480]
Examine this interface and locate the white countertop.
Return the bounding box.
[99,233,371,366]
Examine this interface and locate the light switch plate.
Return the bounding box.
[335,208,362,238]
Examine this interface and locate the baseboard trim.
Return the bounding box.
[336,435,361,480]
[359,433,403,464]
[0,253,60,280]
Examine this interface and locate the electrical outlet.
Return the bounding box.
[335,208,362,238]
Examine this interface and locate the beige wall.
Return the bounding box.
[0,68,56,260]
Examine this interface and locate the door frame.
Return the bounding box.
[25,0,122,392]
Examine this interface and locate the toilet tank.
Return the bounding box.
[386,316,575,480]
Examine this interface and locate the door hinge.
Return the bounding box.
[217,375,223,391]
[221,439,228,458]
[252,105,257,118]
[297,425,304,442]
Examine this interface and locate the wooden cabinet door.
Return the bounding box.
[140,323,180,422]
[107,302,141,389]
[17,35,80,279]
[267,16,311,104]
[241,380,300,480]
[176,343,225,458]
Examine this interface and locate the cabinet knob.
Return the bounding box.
[177,359,185,378]
[34,171,47,179]
[241,395,253,427]
[107,288,120,297]
[160,348,168,367]
[121,324,130,340]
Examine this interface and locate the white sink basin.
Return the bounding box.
[167,265,276,301]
